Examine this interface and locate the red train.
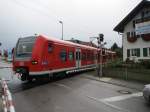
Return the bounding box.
[12,35,116,81]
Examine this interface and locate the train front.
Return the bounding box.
[13,36,37,81]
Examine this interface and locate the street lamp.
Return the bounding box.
[59,21,63,40]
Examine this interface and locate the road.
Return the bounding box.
[0,61,150,112]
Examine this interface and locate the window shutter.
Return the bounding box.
[143,48,148,57]
[127,49,130,57]
[137,49,140,57]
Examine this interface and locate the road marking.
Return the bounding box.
[86,92,142,112]
[101,92,142,102]
[53,83,72,90]
[86,95,130,112]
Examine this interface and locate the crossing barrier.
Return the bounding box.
[0,78,15,112]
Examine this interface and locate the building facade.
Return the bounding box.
[114,0,150,61]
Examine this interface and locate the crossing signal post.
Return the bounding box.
[97,34,104,78]
[90,34,106,78]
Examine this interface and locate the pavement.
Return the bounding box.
[82,72,145,91]
[0,60,12,68]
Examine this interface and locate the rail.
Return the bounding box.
[0,78,15,112]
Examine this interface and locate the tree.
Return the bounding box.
[111,42,118,50]
[111,43,122,58]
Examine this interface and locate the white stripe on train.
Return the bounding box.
[29,64,96,75]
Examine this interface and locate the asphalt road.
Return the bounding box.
[0,61,150,112]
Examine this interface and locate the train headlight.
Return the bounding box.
[32,60,38,65]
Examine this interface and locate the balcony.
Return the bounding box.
[127,36,137,43]
[141,33,150,41]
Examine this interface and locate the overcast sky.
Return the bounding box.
[0,0,142,49]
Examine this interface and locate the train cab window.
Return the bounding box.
[60,50,67,61]
[48,43,53,53]
[69,51,74,61]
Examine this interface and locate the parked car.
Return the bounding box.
[143,84,150,103]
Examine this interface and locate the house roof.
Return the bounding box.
[113,0,150,33]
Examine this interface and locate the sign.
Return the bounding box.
[135,21,150,35]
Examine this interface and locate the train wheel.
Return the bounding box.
[20,73,27,81]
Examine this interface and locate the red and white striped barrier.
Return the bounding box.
[1,78,15,112]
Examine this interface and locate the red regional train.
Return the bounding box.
[12,35,116,81]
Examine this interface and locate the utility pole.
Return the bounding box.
[59,21,63,40]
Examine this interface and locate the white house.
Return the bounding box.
[114,0,150,61]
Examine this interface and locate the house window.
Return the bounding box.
[127,48,140,57]
[143,48,150,57]
[141,11,145,18]
[131,48,140,57]
[130,32,136,37]
[60,50,67,61]
[133,20,135,28]
[126,32,130,38]
[133,32,136,37]
[69,51,74,61]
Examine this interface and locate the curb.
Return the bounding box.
[82,75,143,91]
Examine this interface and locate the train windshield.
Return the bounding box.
[16,36,36,58]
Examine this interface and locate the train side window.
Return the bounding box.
[69,51,74,61]
[60,50,67,61]
[87,52,90,60]
[82,52,86,60]
[48,43,53,53]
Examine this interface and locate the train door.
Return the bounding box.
[76,48,81,68]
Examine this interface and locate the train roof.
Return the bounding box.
[106,50,116,54]
[39,35,98,50]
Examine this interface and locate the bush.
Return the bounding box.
[140,60,150,69]
[106,59,123,68]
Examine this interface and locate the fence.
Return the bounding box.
[0,78,15,112]
[103,67,150,83]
